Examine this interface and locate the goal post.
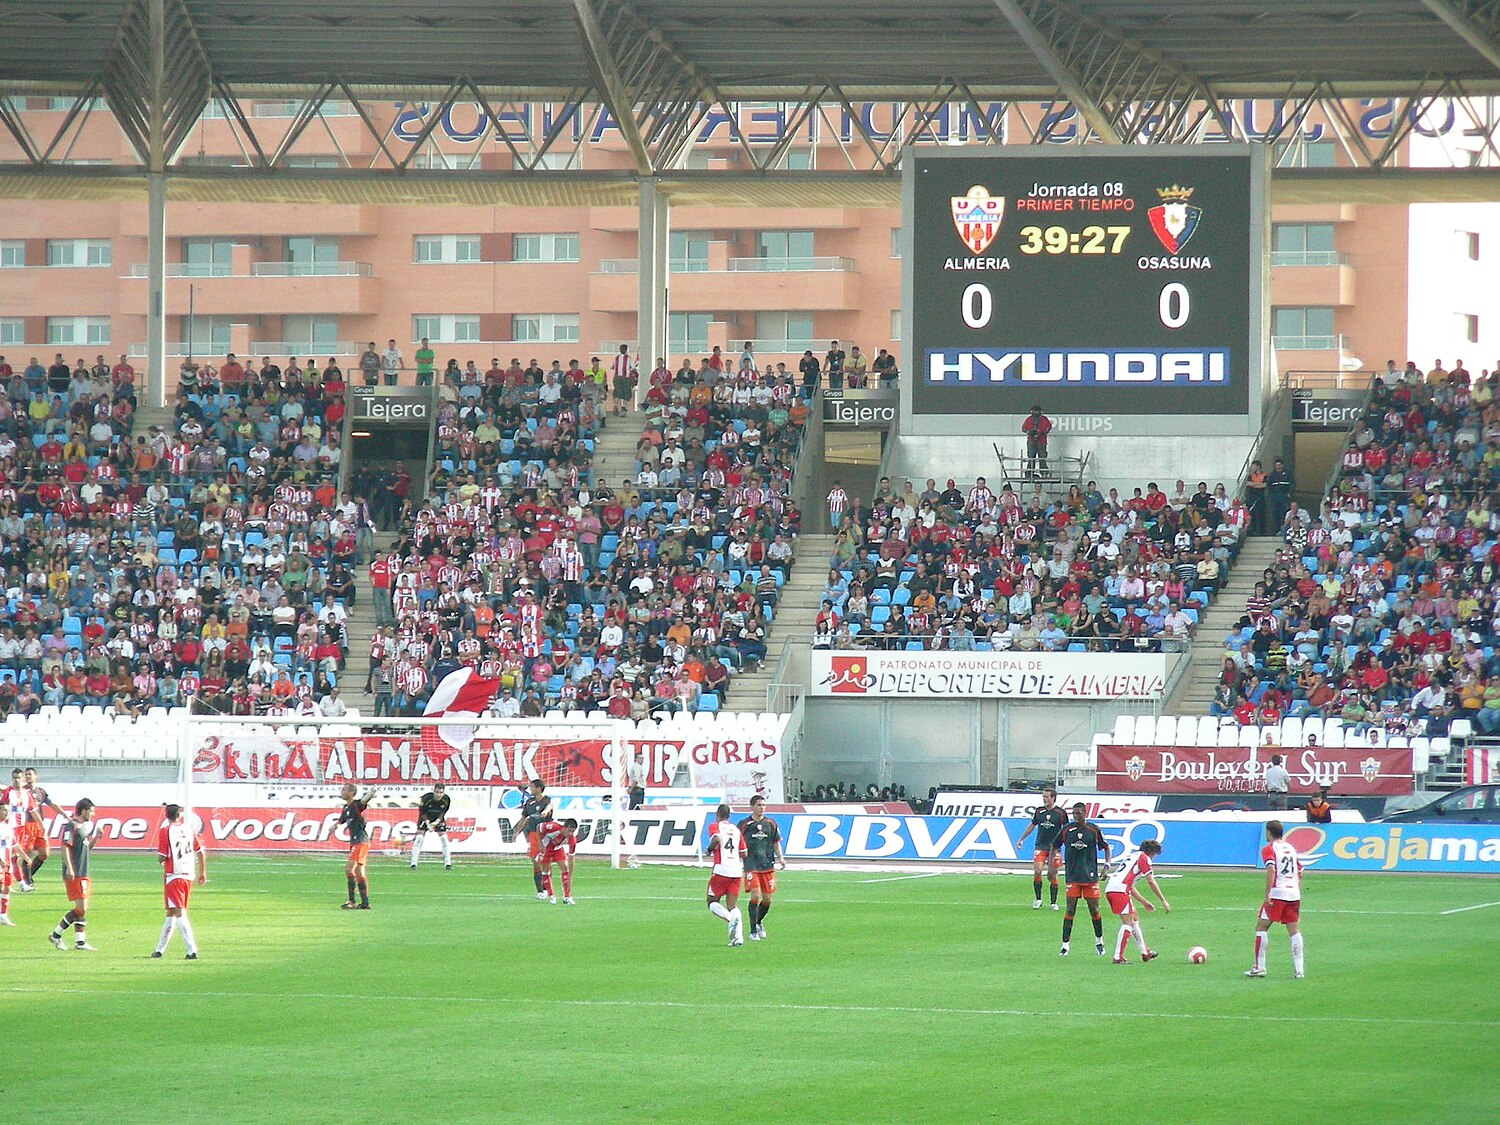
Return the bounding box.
[176,712,720,863]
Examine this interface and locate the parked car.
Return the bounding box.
[1378,785,1500,824]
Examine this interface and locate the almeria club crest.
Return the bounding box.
[1125,755,1146,781]
[951,185,1005,253]
[1147,184,1202,254]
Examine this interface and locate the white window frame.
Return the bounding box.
[45,239,111,268]
[412,315,480,344]
[510,314,578,343]
[0,318,25,346]
[511,233,579,263]
[414,235,481,264]
[46,316,111,346]
[0,240,23,268]
[891,309,902,341]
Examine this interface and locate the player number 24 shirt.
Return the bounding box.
[157,822,202,881]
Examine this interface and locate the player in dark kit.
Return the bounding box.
[1016,786,1066,909]
[737,796,785,940]
[50,799,97,951]
[338,783,379,909]
[1057,802,1111,956]
[410,783,453,870]
[517,780,554,899]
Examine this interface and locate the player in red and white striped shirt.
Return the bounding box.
[1247,820,1305,979]
[1104,838,1168,964]
[153,804,206,959]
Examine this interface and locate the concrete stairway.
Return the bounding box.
[724,532,834,712]
[1165,535,1283,715]
[590,407,644,494]
[337,532,397,717]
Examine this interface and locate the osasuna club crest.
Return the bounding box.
[951,185,1005,254]
[1147,184,1202,254]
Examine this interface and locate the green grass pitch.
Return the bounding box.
[3,854,1497,1123]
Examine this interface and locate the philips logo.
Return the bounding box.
[924,348,1229,386]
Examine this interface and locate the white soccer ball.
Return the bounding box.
[1187,945,1208,964]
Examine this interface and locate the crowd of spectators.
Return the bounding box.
[798,781,910,803]
[0,350,358,720]
[368,350,806,717]
[812,474,1248,652]
[1211,360,1500,738]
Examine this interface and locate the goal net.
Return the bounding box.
[177,713,722,866]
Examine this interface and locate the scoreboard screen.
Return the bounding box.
[903,145,1266,427]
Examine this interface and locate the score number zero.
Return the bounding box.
[961,281,1191,331]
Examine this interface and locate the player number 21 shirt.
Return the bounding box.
[1262,838,1302,901]
[709,822,745,878]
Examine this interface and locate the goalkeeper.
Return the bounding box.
[409,784,453,870]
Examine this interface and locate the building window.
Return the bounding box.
[0,240,23,268]
[414,235,481,264]
[1271,223,1337,266]
[45,96,105,111]
[1461,231,1480,261]
[783,149,813,170]
[412,315,481,344]
[752,312,815,350]
[1272,306,1336,350]
[890,228,902,258]
[283,155,341,169]
[1461,314,1480,344]
[669,313,712,353]
[891,309,902,341]
[755,230,815,269]
[283,316,340,352]
[669,231,710,272]
[509,314,578,343]
[181,315,232,355]
[285,236,339,275]
[1274,140,1336,168]
[46,239,111,268]
[46,316,111,346]
[511,233,579,262]
[180,239,234,277]
[0,318,24,346]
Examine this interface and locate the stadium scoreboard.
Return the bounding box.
[901,145,1268,433]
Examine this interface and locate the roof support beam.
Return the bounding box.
[98,0,212,169]
[989,0,1231,144]
[570,0,654,174]
[1420,0,1500,71]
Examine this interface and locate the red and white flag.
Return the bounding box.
[424,667,502,749]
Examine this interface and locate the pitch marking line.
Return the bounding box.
[859,872,945,884]
[1438,899,1500,916]
[5,986,1496,1030]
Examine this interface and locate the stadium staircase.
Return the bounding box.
[724,532,834,712]
[340,531,397,717]
[1163,535,1283,716]
[589,406,644,494]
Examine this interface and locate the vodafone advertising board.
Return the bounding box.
[811,650,1166,700]
[1095,743,1414,796]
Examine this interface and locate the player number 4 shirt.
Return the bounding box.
[709,822,745,878]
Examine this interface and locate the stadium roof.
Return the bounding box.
[4,0,1498,99]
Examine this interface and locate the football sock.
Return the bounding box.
[709,901,732,922]
[356,878,369,906]
[74,919,86,946]
[533,870,543,892]
[542,871,553,896]
[1049,878,1058,905]
[560,869,571,897]
[1132,922,1148,953]
[729,907,742,933]
[758,899,771,923]
[409,833,422,866]
[1061,915,1075,942]
[1091,914,1103,939]
[346,877,357,904]
[179,917,198,955]
[1253,931,1267,972]
[1290,932,1305,975]
[156,917,177,953]
[30,856,45,877]
[1033,878,1043,902]
[1115,925,1131,959]
[440,836,451,865]
[53,909,77,937]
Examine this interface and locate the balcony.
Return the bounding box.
[726,256,855,272]
[249,340,360,358]
[1270,251,1355,306]
[125,260,373,278]
[123,260,377,315]
[589,265,859,313]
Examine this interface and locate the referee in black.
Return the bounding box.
[409,783,453,870]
